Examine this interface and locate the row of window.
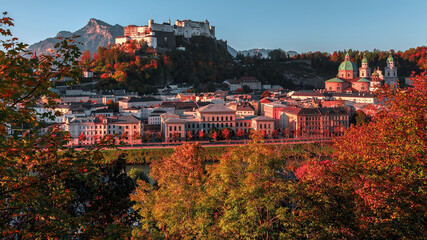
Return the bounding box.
[259,123,272,129]
[202,116,233,122]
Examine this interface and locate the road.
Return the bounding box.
[71,137,333,151]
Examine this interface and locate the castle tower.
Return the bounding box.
[359,54,371,78]
[384,53,398,85]
[338,52,358,80]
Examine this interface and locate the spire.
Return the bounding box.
[345,52,350,61]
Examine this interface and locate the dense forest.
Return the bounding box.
[1,14,426,239]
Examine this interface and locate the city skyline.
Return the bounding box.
[3,0,427,53]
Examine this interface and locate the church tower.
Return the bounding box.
[384,53,398,85]
[359,54,371,78]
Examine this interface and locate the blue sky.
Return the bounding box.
[2,0,427,53]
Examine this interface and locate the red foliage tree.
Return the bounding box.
[187,131,193,141]
[222,128,230,140]
[78,132,86,143]
[172,132,179,141]
[211,131,218,141]
[198,130,205,139]
[236,129,244,138]
[271,129,278,139]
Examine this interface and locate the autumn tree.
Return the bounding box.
[211,131,218,141]
[271,129,278,139]
[186,130,193,141]
[287,73,427,239]
[141,131,150,142]
[0,13,133,238]
[236,128,244,138]
[78,132,87,145]
[222,128,230,140]
[132,143,208,238]
[201,131,293,239]
[198,130,205,140]
[172,132,179,141]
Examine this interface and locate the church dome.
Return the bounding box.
[338,60,357,71]
[387,55,394,62]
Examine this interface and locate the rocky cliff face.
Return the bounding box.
[28,19,123,55]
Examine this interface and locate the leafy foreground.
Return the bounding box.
[0,13,135,239]
[131,75,426,239]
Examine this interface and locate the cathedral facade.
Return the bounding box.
[325,53,398,93]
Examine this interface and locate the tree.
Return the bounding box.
[236,129,244,138]
[172,132,179,141]
[242,84,252,93]
[79,49,91,69]
[351,109,371,126]
[283,128,290,138]
[106,100,119,112]
[78,132,87,145]
[132,143,207,239]
[131,136,295,239]
[271,129,278,139]
[144,131,152,142]
[211,131,218,141]
[198,130,205,140]
[66,154,136,238]
[156,132,162,142]
[0,13,131,238]
[287,73,427,239]
[186,130,193,141]
[222,128,230,140]
[200,133,293,239]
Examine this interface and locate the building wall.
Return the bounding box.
[325,82,343,92]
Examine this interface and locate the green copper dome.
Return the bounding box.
[362,57,368,63]
[387,55,394,62]
[326,77,344,83]
[338,60,358,71]
[357,78,370,83]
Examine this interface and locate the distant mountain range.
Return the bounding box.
[227,46,298,59]
[29,19,123,55]
[29,18,298,58]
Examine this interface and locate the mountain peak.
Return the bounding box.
[29,18,124,55]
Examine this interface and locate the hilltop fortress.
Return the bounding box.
[115,19,215,49]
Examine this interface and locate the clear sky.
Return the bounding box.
[2,0,427,53]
